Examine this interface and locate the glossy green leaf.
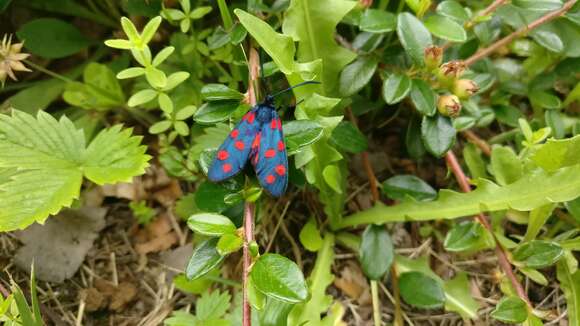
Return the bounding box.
[531,135,580,172]
[382,73,412,105]
[513,240,564,268]
[340,164,580,228]
[444,221,494,252]
[193,101,240,124]
[251,254,308,303]
[421,115,456,157]
[359,9,397,33]
[491,146,522,186]
[186,238,224,280]
[410,79,437,116]
[17,18,89,58]
[359,225,394,280]
[201,84,244,101]
[530,91,562,109]
[187,213,236,236]
[194,181,236,213]
[283,120,324,154]
[299,218,323,252]
[216,233,243,255]
[382,175,436,201]
[406,116,426,159]
[397,12,433,66]
[424,14,467,42]
[490,296,528,324]
[338,56,378,97]
[322,165,343,194]
[399,271,445,309]
[436,1,469,23]
[128,89,157,107]
[444,272,480,319]
[329,121,368,153]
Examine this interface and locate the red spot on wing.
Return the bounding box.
[252,132,261,149]
[235,141,245,150]
[277,141,285,151]
[275,165,286,176]
[266,175,275,184]
[245,112,255,124]
[217,150,229,160]
[270,119,277,129]
[222,163,232,173]
[230,129,239,138]
[265,149,276,158]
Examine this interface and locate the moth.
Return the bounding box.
[207,81,318,197]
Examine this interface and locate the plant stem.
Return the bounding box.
[23,60,75,84]
[466,0,509,28]
[464,0,577,66]
[461,130,492,156]
[444,151,531,306]
[371,280,381,326]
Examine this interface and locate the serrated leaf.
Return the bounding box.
[340,164,580,228]
[196,289,231,321]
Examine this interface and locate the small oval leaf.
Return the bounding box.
[250,254,308,303]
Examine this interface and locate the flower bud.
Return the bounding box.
[453,79,479,99]
[424,46,443,71]
[437,60,466,86]
[437,94,462,118]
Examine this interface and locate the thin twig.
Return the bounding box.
[461,130,492,156]
[464,0,577,66]
[445,151,531,306]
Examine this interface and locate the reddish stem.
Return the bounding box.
[445,151,531,306]
[462,130,492,156]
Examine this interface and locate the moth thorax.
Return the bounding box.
[256,105,275,123]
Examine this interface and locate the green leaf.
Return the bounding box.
[190,6,212,19]
[0,0,12,13]
[339,164,580,228]
[397,12,433,66]
[63,63,125,110]
[186,238,224,280]
[444,221,494,252]
[566,197,580,221]
[250,254,308,303]
[141,16,162,45]
[557,260,580,326]
[399,271,445,309]
[491,146,523,186]
[149,120,172,134]
[196,289,231,321]
[513,240,564,268]
[463,143,488,179]
[217,233,243,255]
[436,1,469,23]
[282,0,357,94]
[406,116,426,159]
[322,165,343,194]
[531,135,580,172]
[523,203,556,242]
[359,225,394,280]
[410,79,437,116]
[117,67,146,79]
[0,111,149,231]
[329,121,368,153]
[382,73,412,105]
[187,213,236,236]
[194,101,241,124]
[359,9,397,33]
[152,46,175,66]
[421,115,456,157]
[194,181,236,213]
[339,56,378,97]
[128,89,157,107]
[145,67,167,89]
[16,18,89,58]
[235,9,295,74]
[201,84,244,101]
[491,296,528,324]
[530,91,562,109]
[299,218,323,252]
[283,120,324,154]
[424,14,467,42]
[444,272,480,319]
[382,174,436,201]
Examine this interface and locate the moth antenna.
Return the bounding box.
[268,81,321,99]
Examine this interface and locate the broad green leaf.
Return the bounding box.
[410,79,437,116]
[339,164,580,228]
[16,18,89,58]
[566,197,580,221]
[513,240,564,268]
[421,115,456,157]
[194,101,241,124]
[4,78,65,114]
[329,121,368,153]
[491,146,523,186]
[399,271,445,309]
[444,272,480,319]
[359,9,397,33]
[463,143,488,179]
[523,203,556,242]
[491,296,528,324]
[557,261,580,326]
[259,298,295,326]
[436,1,469,23]
[187,213,236,236]
[235,9,295,74]
[283,120,324,154]
[186,238,224,280]
[382,174,436,201]
[63,63,125,110]
[338,56,378,96]
[397,12,433,66]
[322,165,343,194]
[201,84,244,101]
[359,225,394,280]
[382,73,412,105]
[444,221,494,252]
[194,181,237,213]
[424,14,467,42]
[248,277,266,310]
[283,0,357,94]
[216,233,243,255]
[530,91,562,109]
[0,111,150,231]
[532,135,580,172]
[250,254,308,303]
[299,218,323,252]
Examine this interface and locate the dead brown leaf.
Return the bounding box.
[83,280,138,312]
[334,262,371,305]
